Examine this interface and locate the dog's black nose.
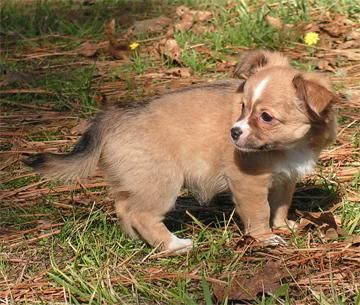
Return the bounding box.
[231,127,243,140]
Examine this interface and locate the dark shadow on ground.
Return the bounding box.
[164,182,341,233]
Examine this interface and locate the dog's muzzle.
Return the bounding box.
[230,127,243,141]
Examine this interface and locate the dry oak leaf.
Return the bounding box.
[104,19,129,60]
[159,38,181,63]
[165,67,191,78]
[213,260,287,301]
[104,19,118,45]
[296,210,346,240]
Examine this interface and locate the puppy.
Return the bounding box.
[24,50,337,253]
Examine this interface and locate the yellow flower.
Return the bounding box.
[129,42,139,50]
[304,32,319,46]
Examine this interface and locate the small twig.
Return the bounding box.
[336,120,358,138]
[8,230,61,248]
[0,179,50,200]
[0,89,53,95]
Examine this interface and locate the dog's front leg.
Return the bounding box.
[269,177,297,230]
[228,173,286,245]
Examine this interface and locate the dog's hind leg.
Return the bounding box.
[126,187,193,253]
[131,211,193,253]
[113,191,139,239]
[107,150,192,253]
[112,181,192,252]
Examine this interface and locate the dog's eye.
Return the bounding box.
[260,112,273,122]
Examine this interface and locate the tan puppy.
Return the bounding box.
[24,50,337,253]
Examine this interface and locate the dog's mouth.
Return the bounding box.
[233,143,273,152]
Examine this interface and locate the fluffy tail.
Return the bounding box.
[23,118,105,181]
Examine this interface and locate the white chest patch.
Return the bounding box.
[273,146,317,178]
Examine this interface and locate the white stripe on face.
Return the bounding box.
[232,115,250,133]
[231,78,269,143]
[252,77,269,102]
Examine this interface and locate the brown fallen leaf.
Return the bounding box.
[216,61,237,72]
[317,59,336,72]
[77,42,99,57]
[296,210,345,240]
[104,19,129,60]
[176,5,191,17]
[303,23,321,33]
[319,14,353,38]
[265,15,284,30]
[194,10,212,22]
[213,260,286,301]
[175,5,212,32]
[165,67,191,78]
[165,26,174,38]
[125,16,172,37]
[175,12,194,31]
[159,38,181,63]
[105,19,118,46]
[176,5,212,22]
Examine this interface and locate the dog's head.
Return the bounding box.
[230,50,337,152]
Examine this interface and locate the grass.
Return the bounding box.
[1,0,359,304]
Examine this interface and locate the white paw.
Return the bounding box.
[262,234,287,246]
[167,234,193,253]
[273,219,298,231]
[286,220,298,230]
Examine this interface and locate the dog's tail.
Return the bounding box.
[23,116,105,181]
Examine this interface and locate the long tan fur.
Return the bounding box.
[25,50,337,253]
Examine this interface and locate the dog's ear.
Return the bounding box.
[293,74,337,121]
[233,50,289,85]
[233,50,268,80]
[236,79,246,93]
